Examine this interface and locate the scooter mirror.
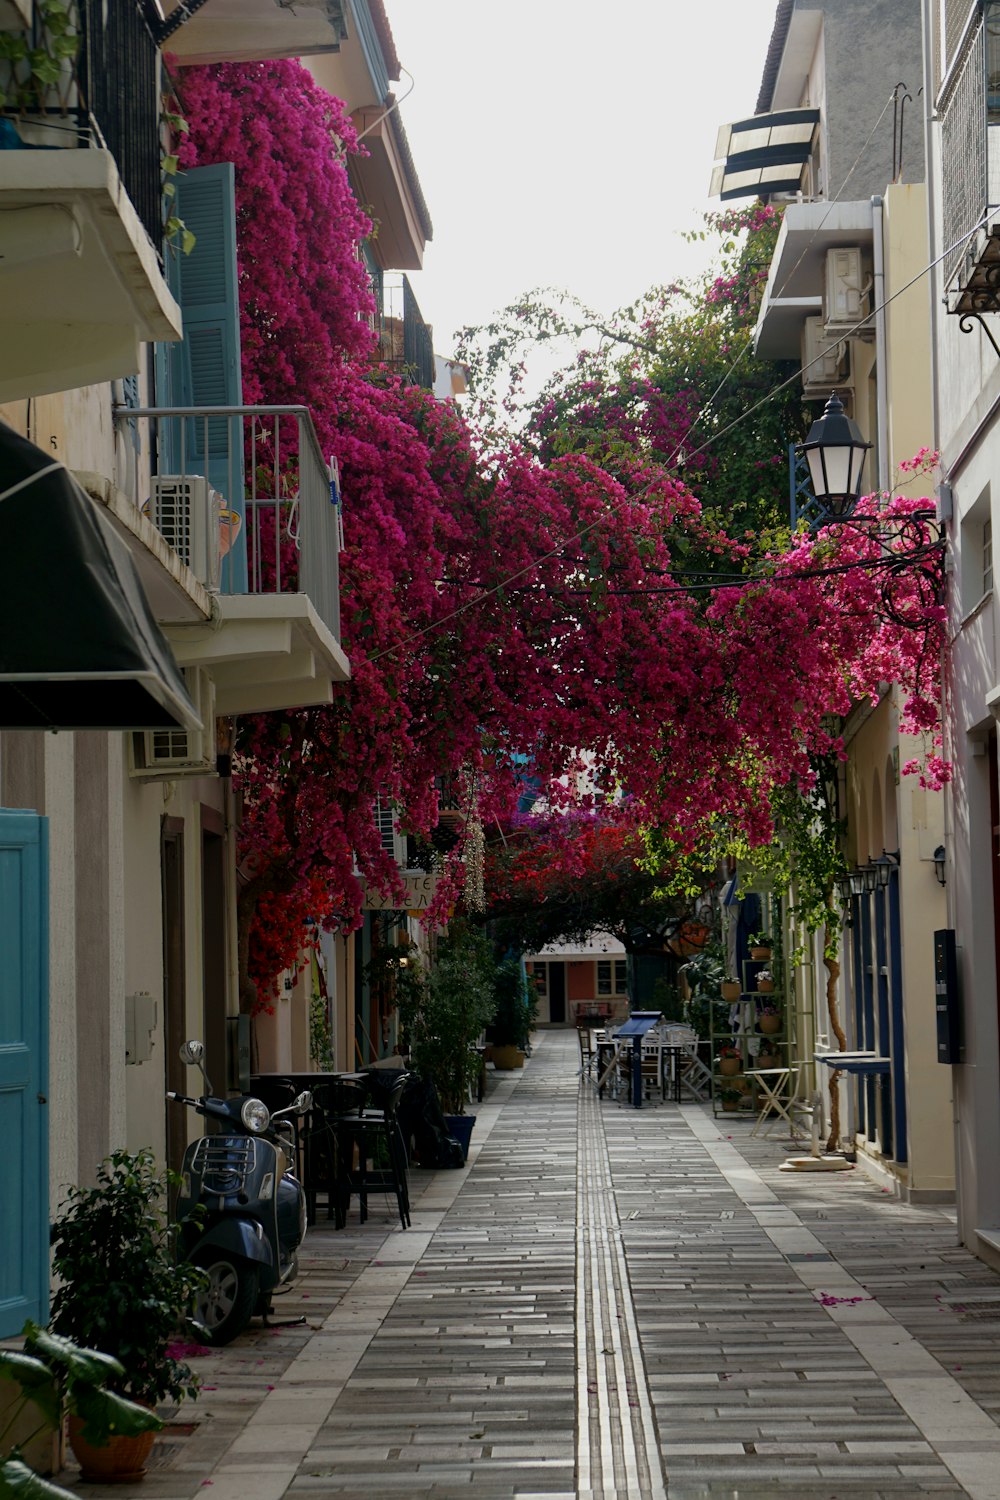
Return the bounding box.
[179,1040,205,1066]
[294,1091,313,1115]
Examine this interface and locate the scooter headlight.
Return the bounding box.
[240,1097,271,1134]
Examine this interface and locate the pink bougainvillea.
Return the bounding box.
[177,62,946,1008]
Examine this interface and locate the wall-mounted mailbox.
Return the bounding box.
[124,992,157,1065]
[934,929,960,1064]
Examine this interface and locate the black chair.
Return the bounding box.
[335,1072,411,1230]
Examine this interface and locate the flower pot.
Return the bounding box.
[758,1013,782,1036]
[721,1098,740,1112]
[444,1113,476,1162]
[491,1044,524,1071]
[68,1413,157,1483]
[721,980,741,1001]
[750,945,772,961]
[756,978,775,994]
[756,1053,780,1071]
[718,1056,742,1077]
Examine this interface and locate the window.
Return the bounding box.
[984,516,994,595]
[597,959,628,996]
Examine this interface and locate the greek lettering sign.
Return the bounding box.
[362,873,438,912]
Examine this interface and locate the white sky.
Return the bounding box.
[388,0,781,355]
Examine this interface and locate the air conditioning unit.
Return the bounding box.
[129,667,217,780]
[824,246,871,332]
[801,316,850,398]
[149,476,221,591]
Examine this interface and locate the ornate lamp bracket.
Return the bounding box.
[958,311,1000,362]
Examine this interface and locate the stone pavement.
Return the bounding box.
[64,1031,1000,1500]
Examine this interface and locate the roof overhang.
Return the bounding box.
[349,107,429,269]
[710,108,819,201]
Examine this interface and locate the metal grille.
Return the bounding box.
[78,0,162,251]
[192,1136,258,1195]
[942,20,987,282]
[945,0,979,75]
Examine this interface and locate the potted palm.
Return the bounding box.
[489,958,534,1070]
[48,1149,205,1482]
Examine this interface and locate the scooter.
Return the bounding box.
[168,1040,312,1346]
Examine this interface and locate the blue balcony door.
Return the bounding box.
[0,809,49,1337]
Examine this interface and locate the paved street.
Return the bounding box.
[73,1032,1000,1500]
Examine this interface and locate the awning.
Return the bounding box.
[710,107,819,201]
[0,421,201,731]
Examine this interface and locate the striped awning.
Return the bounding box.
[709,108,819,201]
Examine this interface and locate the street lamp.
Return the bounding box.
[873,849,899,890]
[934,844,947,886]
[797,393,873,522]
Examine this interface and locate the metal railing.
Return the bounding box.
[0,0,162,251]
[113,405,342,643]
[376,272,435,389]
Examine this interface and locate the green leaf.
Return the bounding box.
[0,1355,60,1430]
[22,1327,123,1391]
[0,1457,77,1500]
[69,1385,162,1446]
[181,227,197,256]
[161,154,178,176]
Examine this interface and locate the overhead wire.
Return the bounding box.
[371,121,974,663]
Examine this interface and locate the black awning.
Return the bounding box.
[0,421,201,731]
[710,107,820,200]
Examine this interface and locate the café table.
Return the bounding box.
[250,1071,368,1224]
[745,1065,796,1139]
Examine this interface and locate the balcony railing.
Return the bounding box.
[376,273,435,389]
[113,405,342,642]
[0,0,162,250]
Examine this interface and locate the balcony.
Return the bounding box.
[753,199,873,358]
[111,404,349,714]
[375,273,434,390]
[158,0,348,64]
[941,16,1000,315]
[0,0,181,402]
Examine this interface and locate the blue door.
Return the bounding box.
[0,809,49,1337]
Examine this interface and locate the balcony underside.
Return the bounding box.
[0,151,181,403]
[946,223,1000,314]
[163,0,347,65]
[165,594,350,715]
[753,199,872,357]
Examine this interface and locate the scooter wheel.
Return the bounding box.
[192,1251,260,1346]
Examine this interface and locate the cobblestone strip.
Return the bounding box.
[577,1077,666,1499]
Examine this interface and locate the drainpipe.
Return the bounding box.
[871,194,891,492]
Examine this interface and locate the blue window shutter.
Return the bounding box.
[162,162,247,591]
[0,810,49,1337]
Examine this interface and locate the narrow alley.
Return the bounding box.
[85,1034,1000,1500]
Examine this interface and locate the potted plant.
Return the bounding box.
[721,976,741,1001]
[719,1085,743,1112]
[755,1046,781,1070]
[1,1322,164,1496]
[749,932,772,961]
[717,1043,743,1077]
[48,1149,205,1481]
[756,967,775,994]
[757,1003,782,1036]
[489,957,534,1070]
[395,923,496,1158]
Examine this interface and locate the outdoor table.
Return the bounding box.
[745,1066,795,1138]
[813,1050,891,1075]
[612,1012,664,1108]
[250,1071,368,1224]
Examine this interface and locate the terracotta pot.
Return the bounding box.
[67,1413,157,1484]
[721,1098,740,1112]
[721,980,741,1001]
[756,978,775,994]
[756,1053,780,1071]
[491,1044,524,1071]
[758,1013,782,1036]
[718,1056,742,1077]
[750,945,771,961]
